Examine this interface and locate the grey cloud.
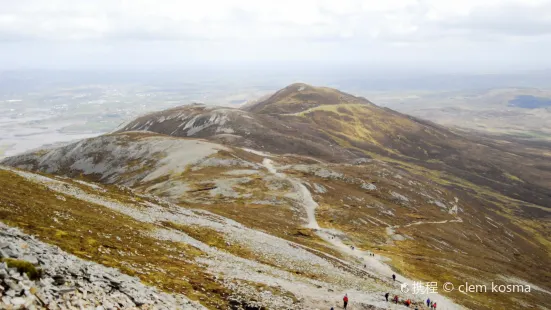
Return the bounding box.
[1,0,551,71]
[1,0,551,43]
[435,3,551,37]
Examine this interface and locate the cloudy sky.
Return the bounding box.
[1,0,551,72]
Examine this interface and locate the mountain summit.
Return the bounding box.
[244,82,373,114]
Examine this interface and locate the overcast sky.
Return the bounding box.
[2,0,551,72]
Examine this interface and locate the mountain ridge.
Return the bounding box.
[110,83,551,208]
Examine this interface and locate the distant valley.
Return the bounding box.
[369,88,551,141]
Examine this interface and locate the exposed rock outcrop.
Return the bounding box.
[0,222,204,310]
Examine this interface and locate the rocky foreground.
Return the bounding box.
[0,222,204,310]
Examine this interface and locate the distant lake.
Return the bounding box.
[509,95,551,109]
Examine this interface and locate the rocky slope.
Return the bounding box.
[114,83,551,209]
[1,165,429,309]
[0,222,204,310]
[2,84,551,309]
[3,132,551,309]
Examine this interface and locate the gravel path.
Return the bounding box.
[262,159,319,229]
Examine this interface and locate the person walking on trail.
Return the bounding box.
[430,301,434,309]
[393,295,399,304]
[392,274,396,281]
[384,292,389,302]
[426,298,431,307]
[343,294,349,309]
[433,302,437,309]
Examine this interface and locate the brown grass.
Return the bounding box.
[0,169,233,309]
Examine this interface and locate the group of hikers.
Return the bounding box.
[326,249,438,309]
[426,298,438,309]
[349,245,376,258]
[331,293,437,309]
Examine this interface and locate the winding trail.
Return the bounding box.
[262,158,464,310]
[403,218,463,228]
[263,159,319,229]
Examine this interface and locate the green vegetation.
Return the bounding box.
[2,258,42,280]
[503,172,524,183]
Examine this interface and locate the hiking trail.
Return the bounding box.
[262,158,464,309]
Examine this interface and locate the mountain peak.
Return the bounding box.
[283,82,315,92]
[244,83,371,114]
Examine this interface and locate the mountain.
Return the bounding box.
[115,83,551,208]
[2,84,551,309]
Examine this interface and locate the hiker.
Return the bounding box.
[392,274,396,281]
[393,295,399,304]
[426,298,431,307]
[430,301,434,309]
[384,292,389,302]
[343,294,349,309]
[405,299,411,307]
[433,302,437,309]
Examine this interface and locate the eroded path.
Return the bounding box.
[263,159,319,229]
[261,158,464,310]
[403,218,463,227]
